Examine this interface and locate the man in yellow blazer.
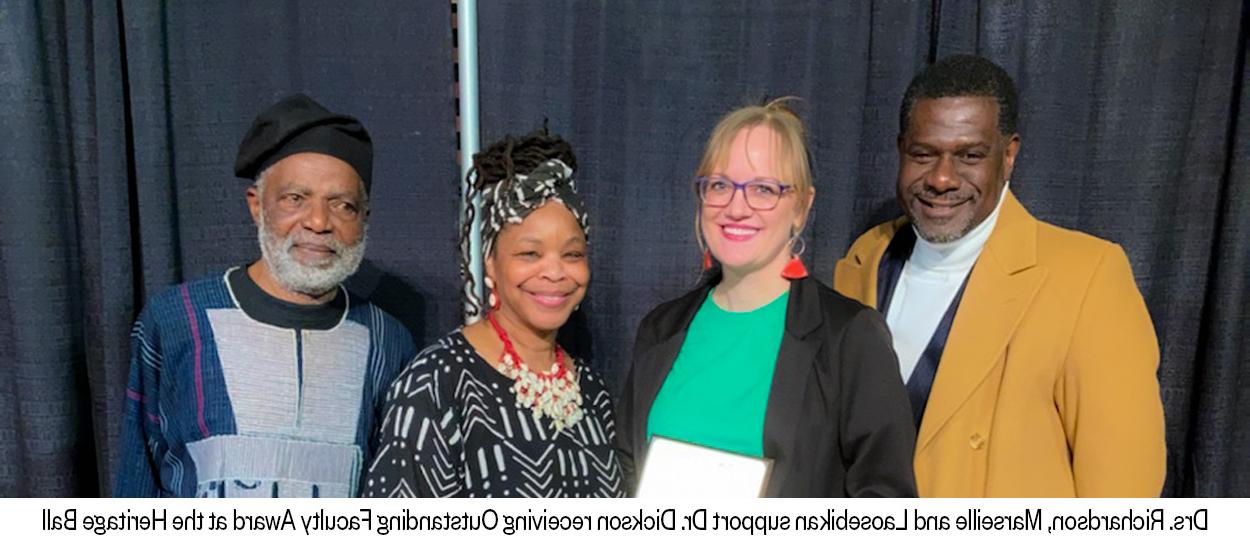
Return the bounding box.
[834,55,1166,497]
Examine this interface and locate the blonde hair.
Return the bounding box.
[694,97,814,253]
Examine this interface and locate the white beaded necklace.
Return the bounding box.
[487,312,584,432]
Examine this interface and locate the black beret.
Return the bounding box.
[234,93,373,192]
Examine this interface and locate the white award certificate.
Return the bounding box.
[636,436,773,498]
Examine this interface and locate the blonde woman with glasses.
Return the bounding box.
[615,99,917,497]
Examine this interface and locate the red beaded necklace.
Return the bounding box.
[487,311,567,378]
[485,311,584,431]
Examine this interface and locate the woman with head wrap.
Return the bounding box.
[364,129,624,497]
[616,99,917,497]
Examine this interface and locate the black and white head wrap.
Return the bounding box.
[459,157,590,320]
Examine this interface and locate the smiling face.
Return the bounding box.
[486,201,589,334]
[897,96,1019,243]
[246,152,368,297]
[701,125,809,276]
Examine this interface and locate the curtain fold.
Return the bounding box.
[0,0,1245,496]
[0,0,131,497]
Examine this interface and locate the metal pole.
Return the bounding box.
[457,0,483,323]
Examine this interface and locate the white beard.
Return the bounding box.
[257,210,367,297]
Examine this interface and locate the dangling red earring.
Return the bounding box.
[781,256,808,279]
[702,249,713,270]
[781,234,808,280]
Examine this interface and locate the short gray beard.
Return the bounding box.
[257,208,367,297]
[910,213,979,244]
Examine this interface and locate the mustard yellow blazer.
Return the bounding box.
[834,191,1166,497]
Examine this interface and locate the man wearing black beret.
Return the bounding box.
[115,94,416,497]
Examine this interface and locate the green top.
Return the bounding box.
[646,290,789,457]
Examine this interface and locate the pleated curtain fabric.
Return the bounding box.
[0,0,1246,496]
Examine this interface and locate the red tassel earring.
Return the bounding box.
[781,235,808,280]
[781,256,809,279]
[702,249,713,270]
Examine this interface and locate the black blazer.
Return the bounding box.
[616,273,918,497]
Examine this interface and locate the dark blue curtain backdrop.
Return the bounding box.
[0,0,1246,497]
[0,0,459,496]
[476,0,1249,497]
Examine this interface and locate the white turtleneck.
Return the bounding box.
[886,185,1009,383]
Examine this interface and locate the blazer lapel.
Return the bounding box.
[916,191,1048,451]
[833,218,907,307]
[833,258,872,307]
[630,283,712,460]
[762,277,823,497]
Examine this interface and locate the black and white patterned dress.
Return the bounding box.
[363,331,624,497]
